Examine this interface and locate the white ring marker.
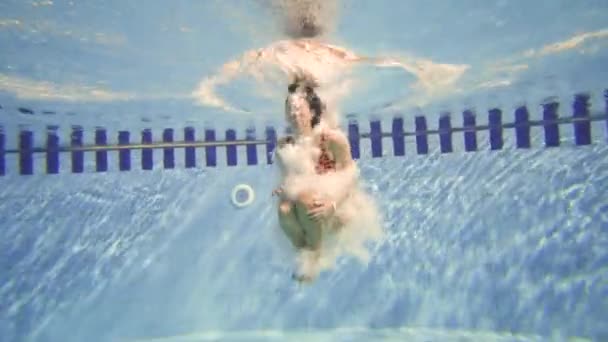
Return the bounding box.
[231,184,255,208]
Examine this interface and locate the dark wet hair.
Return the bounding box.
[287,83,298,94]
[287,82,323,127]
[306,86,323,127]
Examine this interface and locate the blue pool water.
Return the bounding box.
[1,129,607,341]
[1,1,608,341]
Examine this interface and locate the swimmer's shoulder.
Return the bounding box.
[319,127,353,163]
[322,127,349,147]
[277,135,295,148]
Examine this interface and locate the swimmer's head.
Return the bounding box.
[265,0,337,39]
[288,15,324,38]
[287,79,323,128]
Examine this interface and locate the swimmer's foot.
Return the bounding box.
[292,249,320,284]
[291,272,315,283]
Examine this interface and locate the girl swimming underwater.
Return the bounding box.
[274,76,383,282]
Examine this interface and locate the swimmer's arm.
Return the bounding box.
[273,136,294,172]
[325,129,355,170]
[326,129,357,207]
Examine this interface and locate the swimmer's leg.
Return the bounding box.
[293,200,323,251]
[278,200,306,249]
[291,195,325,283]
[279,200,319,283]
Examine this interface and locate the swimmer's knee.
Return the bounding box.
[279,201,294,215]
[296,191,315,207]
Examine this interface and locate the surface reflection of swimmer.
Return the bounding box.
[273,76,359,282]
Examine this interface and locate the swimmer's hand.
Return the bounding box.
[307,198,337,221]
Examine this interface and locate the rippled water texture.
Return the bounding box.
[1,133,606,341]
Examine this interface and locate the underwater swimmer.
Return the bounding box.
[273,76,357,282]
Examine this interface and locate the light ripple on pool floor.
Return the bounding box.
[0,144,606,341]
